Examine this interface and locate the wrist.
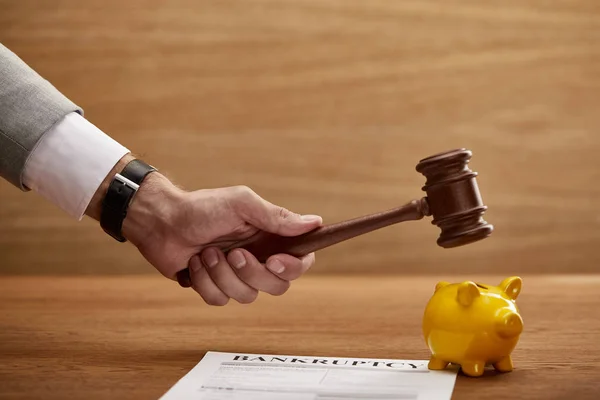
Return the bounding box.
[121,171,185,248]
[85,153,185,248]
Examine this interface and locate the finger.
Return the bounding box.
[229,186,322,236]
[189,255,230,306]
[226,248,291,296]
[265,252,315,281]
[201,247,259,304]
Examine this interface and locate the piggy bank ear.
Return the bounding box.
[500,276,522,300]
[434,281,450,292]
[456,281,480,307]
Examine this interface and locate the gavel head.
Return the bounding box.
[415,148,493,248]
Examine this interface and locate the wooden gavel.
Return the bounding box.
[176,148,493,287]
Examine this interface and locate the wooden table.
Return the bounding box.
[1,275,599,399]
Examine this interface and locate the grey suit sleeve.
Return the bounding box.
[0,43,83,190]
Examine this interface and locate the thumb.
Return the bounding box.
[264,207,323,236]
[234,187,322,236]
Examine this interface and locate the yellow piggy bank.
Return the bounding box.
[422,276,523,377]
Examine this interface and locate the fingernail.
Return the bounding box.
[301,214,322,223]
[190,256,202,273]
[302,253,314,268]
[202,248,219,268]
[229,250,246,269]
[268,259,285,274]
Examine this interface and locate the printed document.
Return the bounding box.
[159,351,458,400]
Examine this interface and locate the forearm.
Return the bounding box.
[0,44,82,189]
[16,100,182,249]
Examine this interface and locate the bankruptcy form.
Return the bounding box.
[159,351,458,400]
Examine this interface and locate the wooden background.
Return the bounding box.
[1,0,599,275]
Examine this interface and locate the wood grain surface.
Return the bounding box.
[1,0,600,275]
[0,274,599,399]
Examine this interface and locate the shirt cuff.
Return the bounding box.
[22,112,130,220]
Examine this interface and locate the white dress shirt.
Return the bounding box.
[22,112,130,220]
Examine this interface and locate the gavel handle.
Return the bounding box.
[176,197,430,287]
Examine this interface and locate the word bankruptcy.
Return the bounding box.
[231,355,427,369]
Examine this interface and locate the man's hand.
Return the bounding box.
[86,155,323,306]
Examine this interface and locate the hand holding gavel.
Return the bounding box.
[175,148,493,288]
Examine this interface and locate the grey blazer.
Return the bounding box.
[0,43,82,190]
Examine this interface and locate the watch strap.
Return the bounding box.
[100,159,157,242]
[121,159,157,187]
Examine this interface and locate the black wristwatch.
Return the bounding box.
[100,159,157,242]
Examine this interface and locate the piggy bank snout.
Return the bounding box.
[495,311,523,339]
